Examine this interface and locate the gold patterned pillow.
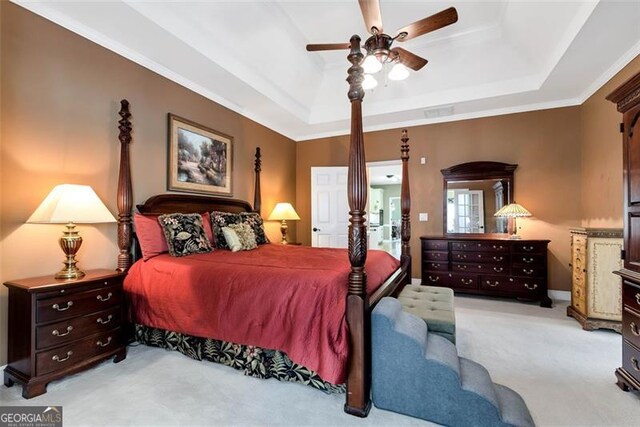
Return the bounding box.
[228,223,257,251]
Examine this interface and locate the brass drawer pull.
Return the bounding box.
[52,301,73,311]
[97,292,113,302]
[632,357,640,371]
[52,326,73,337]
[97,315,113,325]
[493,267,504,273]
[523,245,534,252]
[524,283,538,290]
[636,293,640,306]
[486,281,499,287]
[493,245,504,250]
[427,276,440,282]
[97,337,112,348]
[523,257,534,263]
[631,322,640,337]
[523,268,534,275]
[461,279,473,285]
[52,351,73,362]
[458,265,467,270]
[493,256,503,261]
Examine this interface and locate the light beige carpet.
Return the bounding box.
[1,295,639,426]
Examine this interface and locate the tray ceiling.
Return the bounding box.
[13,0,640,141]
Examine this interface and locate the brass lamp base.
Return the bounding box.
[280,219,289,245]
[506,217,522,240]
[55,222,85,280]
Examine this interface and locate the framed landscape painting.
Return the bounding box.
[168,114,233,196]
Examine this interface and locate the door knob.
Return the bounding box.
[313,227,321,232]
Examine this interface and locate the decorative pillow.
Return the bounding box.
[134,213,168,261]
[229,223,257,250]
[157,213,213,257]
[221,227,243,252]
[211,211,267,249]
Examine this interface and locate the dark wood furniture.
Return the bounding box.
[114,76,411,416]
[3,269,127,398]
[421,236,551,307]
[608,70,640,393]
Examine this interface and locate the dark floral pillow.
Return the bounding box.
[158,213,213,257]
[211,211,268,249]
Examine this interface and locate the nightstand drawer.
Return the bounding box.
[622,340,640,383]
[36,306,122,350]
[623,281,640,314]
[37,285,121,323]
[623,308,640,350]
[36,329,120,376]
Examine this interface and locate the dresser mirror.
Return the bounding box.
[441,162,517,235]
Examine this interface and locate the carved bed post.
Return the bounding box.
[344,34,371,417]
[116,100,133,272]
[253,147,262,214]
[400,129,411,282]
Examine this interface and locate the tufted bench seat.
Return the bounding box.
[398,285,456,343]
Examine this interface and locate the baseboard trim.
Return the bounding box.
[548,290,571,301]
[411,278,421,285]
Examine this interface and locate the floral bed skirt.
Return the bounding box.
[134,324,345,394]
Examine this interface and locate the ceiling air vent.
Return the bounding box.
[423,105,454,119]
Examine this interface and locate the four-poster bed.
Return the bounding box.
[115,35,412,417]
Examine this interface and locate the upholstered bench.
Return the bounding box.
[398,285,456,343]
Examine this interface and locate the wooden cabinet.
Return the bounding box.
[567,228,623,332]
[420,236,551,307]
[608,70,640,393]
[3,269,127,398]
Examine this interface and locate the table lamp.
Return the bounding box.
[494,202,532,240]
[27,184,117,279]
[268,202,300,244]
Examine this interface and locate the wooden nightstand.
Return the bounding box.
[3,269,127,398]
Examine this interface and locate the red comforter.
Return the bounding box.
[123,244,400,384]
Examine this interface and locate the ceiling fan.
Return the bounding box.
[306,0,458,88]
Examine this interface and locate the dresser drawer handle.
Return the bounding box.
[458,265,467,270]
[493,256,503,261]
[461,279,473,285]
[632,357,640,371]
[52,351,73,362]
[97,315,113,325]
[631,322,640,337]
[524,283,538,290]
[523,269,534,275]
[52,326,73,337]
[523,245,534,252]
[636,293,640,306]
[97,337,112,348]
[427,276,440,282]
[486,281,499,287]
[52,301,73,311]
[493,245,504,250]
[97,292,113,302]
[493,267,504,273]
[523,257,534,263]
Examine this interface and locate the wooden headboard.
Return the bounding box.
[136,194,253,215]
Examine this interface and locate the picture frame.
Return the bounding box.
[168,114,233,197]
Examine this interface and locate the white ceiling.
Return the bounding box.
[14,1,640,141]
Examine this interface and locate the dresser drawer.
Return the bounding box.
[623,308,640,349]
[423,261,449,272]
[451,251,508,264]
[622,340,640,383]
[449,273,478,290]
[423,251,448,262]
[422,272,450,286]
[36,306,122,350]
[479,275,515,292]
[512,254,544,266]
[422,240,448,251]
[512,242,547,254]
[513,277,546,294]
[452,262,508,274]
[36,329,120,376]
[37,285,121,324]
[512,266,545,278]
[451,241,508,253]
[623,280,640,313]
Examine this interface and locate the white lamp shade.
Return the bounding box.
[494,202,532,218]
[27,184,117,224]
[362,74,379,90]
[388,63,410,81]
[362,54,382,74]
[268,203,300,221]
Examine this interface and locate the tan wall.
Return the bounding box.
[580,55,640,228]
[297,107,583,291]
[0,3,296,365]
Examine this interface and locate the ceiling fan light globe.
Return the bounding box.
[362,54,382,74]
[362,74,378,90]
[388,63,410,81]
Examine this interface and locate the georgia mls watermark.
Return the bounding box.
[0,406,62,427]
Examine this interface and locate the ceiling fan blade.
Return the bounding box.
[358,0,383,34]
[395,7,458,42]
[392,47,428,71]
[306,43,351,51]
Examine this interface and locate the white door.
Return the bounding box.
[311,167,349,248]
